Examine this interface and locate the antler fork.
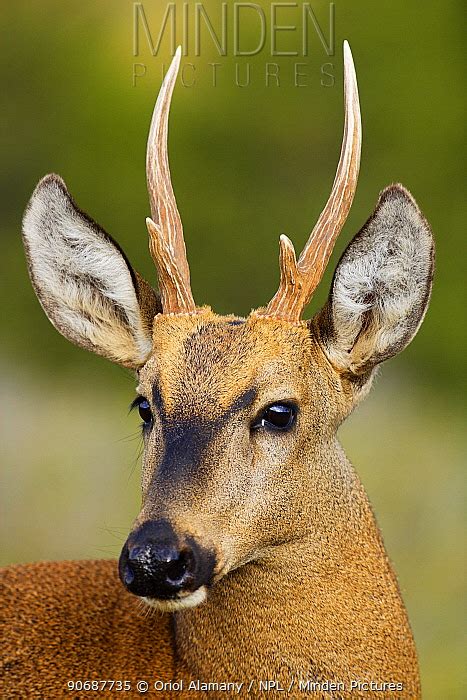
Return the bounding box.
[259,41,362,321]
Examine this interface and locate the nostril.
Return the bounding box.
[165,549,194,586]
[122,564,135,587]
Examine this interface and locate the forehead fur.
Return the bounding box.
[138,309,316,416]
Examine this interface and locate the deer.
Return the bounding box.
[0,42,433,698]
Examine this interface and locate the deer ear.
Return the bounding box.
[315,184,434,376]
[22,174,161,369]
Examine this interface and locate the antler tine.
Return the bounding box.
[261,41,362,321]
[146,46,196,314]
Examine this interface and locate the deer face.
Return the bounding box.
[22,44,434,610]
[121,313,340,608]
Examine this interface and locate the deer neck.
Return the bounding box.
[173,445,414,686]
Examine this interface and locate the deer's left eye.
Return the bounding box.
[252,403,297,432]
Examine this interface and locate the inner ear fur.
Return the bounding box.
[22,174,161,369]
[314,184,434,377]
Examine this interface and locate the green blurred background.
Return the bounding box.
[1,1,465,696]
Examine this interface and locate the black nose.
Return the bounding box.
[119,520,214,600]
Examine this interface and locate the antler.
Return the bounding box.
[146,46,196,314]
[259,41,362,322]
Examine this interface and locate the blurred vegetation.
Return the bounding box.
[0,1,465,697]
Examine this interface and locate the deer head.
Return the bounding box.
[22,44,434,612]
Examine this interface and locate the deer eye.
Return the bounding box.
[253,403,297,432]
[131,397,153,426]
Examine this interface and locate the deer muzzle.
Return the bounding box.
[118,519,215,609]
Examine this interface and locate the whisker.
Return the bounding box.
[127,438,144,481]
[94,546,121,556]
[99,524,129,541]
[115,431,141,445]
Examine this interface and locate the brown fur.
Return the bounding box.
[1,310,422,698]
[0,560,174,697]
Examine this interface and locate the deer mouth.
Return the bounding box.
[142,586,208,612]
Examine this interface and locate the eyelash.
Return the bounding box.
[129,397,142,412]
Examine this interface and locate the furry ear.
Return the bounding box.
[22,174,161,369]
[315,184,434,376]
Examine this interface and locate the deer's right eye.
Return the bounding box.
[131,397,153,426]
[138,399,152,425]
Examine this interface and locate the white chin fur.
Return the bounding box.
[142,586,207,612]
